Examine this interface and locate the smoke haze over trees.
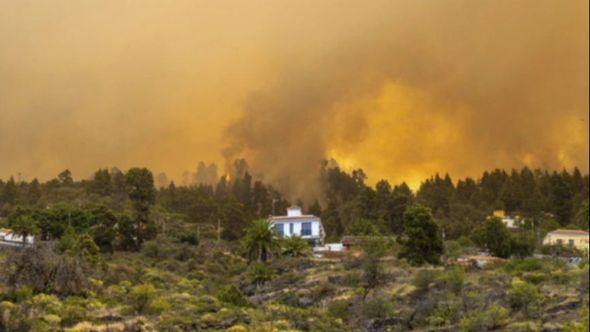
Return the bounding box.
[0,0,588,197]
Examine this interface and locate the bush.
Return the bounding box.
[178,231,199,245]
[363,296,394,319]
[428,298,461,327]
[509,232,536,258]
[281,236,311,257]
[328,299,351,320]
[507,278,540,316]
[146,297,171,314]
[218,285,248,307]
[505,258,544,273]
[459,305,509,331]
[412,269,440,293]
[444,241,462,261]
[347,218,379,236]
[129,283,156,313]
[440,266,465,294]
[247,263,275,286]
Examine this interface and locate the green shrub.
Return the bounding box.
[327,299,351,320]
[428,299,461,327]
[457,236,475,248]
[440,266,465,294]
[147,297,171,314]
[178,231,199,245]
[564,306,589,332]
[507,278,540,316]
[505,258,544,273]
[282,236,311,257]
[412,269,440,293]
[129,283,157,313]
[459,305,509,331]
[14,286,33,303]
[363,296,394,319]
[247,263,275,285]
[444,240,462,261]
[218,285,248,307]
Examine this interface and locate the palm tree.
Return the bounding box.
[241,219,280,262]
[9,214,39,247]
[282,236,311,257]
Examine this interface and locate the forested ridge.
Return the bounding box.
[1,163,588,244]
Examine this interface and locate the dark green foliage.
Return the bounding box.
[363,296,394,319]
[126,167,156,247]
[247,263,275,285]
[241,219,280,262]
[398,204,443,265]
[281,236,311,257]
[550,171,574,226]
[574,199,589,230]
[346,218,379,236]
[178,231,200,246]
[509,231,536,258]
[6,212,39,245]
[475,217,512,258]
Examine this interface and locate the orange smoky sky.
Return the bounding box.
[1,0,588,194]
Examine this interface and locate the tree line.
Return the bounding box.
[0,162,588,252]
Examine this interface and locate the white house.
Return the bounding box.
[0,228,35,247]
[269,206,325,246]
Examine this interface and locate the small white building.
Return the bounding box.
[492,210,522,229]
[0,228,35,247]
[269,206,325,246]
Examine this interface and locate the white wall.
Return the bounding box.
[274,220,320,238]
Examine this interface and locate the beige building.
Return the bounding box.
[542,229,589,253]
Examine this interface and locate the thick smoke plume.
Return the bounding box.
[224,0,589,198]
[1,1,587,199]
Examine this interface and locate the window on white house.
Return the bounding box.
[290,223,294,234]
[273,224,284,236]
[301,222,312,236]
[568,239,575,247]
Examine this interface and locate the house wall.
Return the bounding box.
[273,220,321,238]
[543,234,589,252]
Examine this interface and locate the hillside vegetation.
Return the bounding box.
[0,163,588,331]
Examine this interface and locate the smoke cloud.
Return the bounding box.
[1,1,588,198]
[224,0,589,197]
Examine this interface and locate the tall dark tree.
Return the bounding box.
[1,176,18,205]
[398,204,443,265]
[476,217,512,258]
[90,168,112,196]
[125,168,156,247]
[58,169,74,186]
[27,178,42,205]
[550,171,573,226]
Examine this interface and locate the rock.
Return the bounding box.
[542,321,563,331]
